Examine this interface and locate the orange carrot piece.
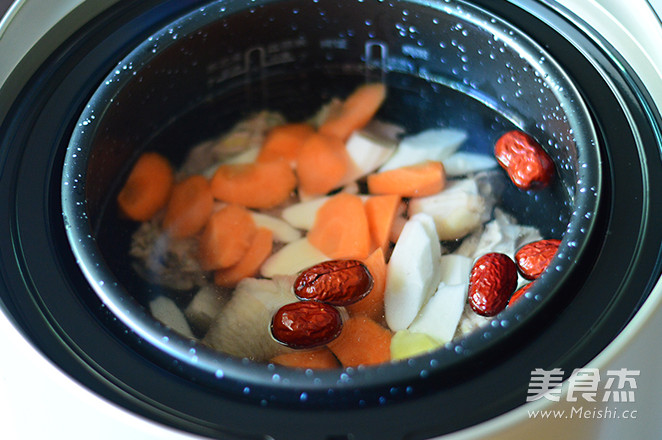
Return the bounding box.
[327,316,392,367]
[346,248,387,322]
[364,194,401,253]
[162,175,214,239]
[296,133,349,196]
[307,193,371,260]
[214,227,273,287]
[257,123,315,166]
[198,204,257,271]
[270,347,340,369]
[210,161,297,209]
[367,161,446,197]
[117,152,174,221]
[319,83,387,141]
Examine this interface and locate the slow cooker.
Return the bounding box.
[1,1,661,439]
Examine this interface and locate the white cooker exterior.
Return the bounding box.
[1,1,660,439]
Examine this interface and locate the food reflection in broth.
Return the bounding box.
[115,82,561,369]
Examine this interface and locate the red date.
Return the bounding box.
[469,252,519,317]
[294,259,373,306]
[271,301,343,349]
[515,239,561,280]
[495,130,555,190]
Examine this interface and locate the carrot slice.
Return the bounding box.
[117,152,174,221]
[162,175,214,239]
[319,83,387,141]
[198,204,257,270]
[214,227,273,287]
[364,194,401,253]
[367,161,446,197]
[327,316,392,367]
[257,123,315,166]
[210,161,297,209]
[346,248,387,322]
[307,193,371,260]
[296,133,349,196]
[270,347,340,369]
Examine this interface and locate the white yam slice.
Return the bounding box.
[384,213,442,331]
[406,254,471,343]
[184,285,229,334]
[260,238,329,277]
[443,152,497,177]
[338,130,396,185]
[281,197,330,230]
[250,212,301,243]
[437,254,473,286]
[408,282,468,344]
[149,296,195,339]
[379,128,467,172]
[281,194,369,230]
[203,276,296,361]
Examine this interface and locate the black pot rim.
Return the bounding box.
[61,0,602,396]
